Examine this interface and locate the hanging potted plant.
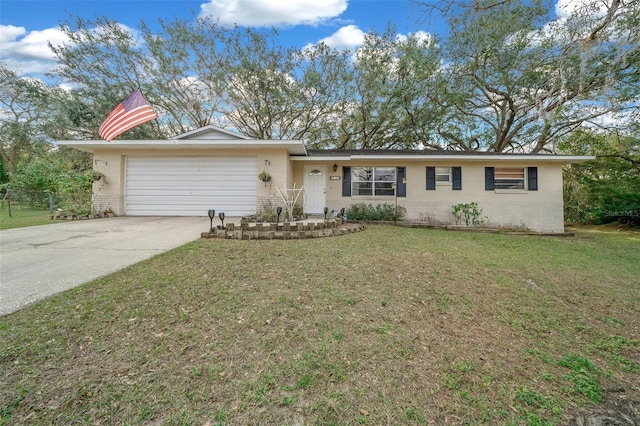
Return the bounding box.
[93,172,107,183]
[258,170,272,183]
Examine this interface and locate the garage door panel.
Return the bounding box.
[125,191,257,201]
[125,156,257,216]
[126,188,257,197]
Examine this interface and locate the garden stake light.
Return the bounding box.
[276,206,282,225]
[208,209,215,233]
[218,212,225,229]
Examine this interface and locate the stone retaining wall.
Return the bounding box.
[201,219,365,240]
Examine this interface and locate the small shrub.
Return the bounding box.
[250,201,279,222]
[290,203,304,219]
[346,203,406,221]
[452,202,484,227]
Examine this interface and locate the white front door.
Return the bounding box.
[304,165,326,214]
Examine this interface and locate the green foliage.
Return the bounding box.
[560,130,640,225]
[345,203,406,221]
[250,201,278,222]
[291,203,304,218]
[49,16,446,149]
[434,0,639,153]
[248,201,302,223]
[557,354,602,403]
[516,386,544,407]
[7,156,94,215]
[451,202,484,227]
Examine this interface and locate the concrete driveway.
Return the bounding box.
[0,216,208,317]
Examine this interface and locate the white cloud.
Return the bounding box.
[396,30,436,47]
[555,0,607,20]
[0,24,71,76]
[199,0,347,27]
[0,22,142,78]
[0,25,69,61]
[304,27,436,58]
[0,24,26,44]
[312,24,365,50]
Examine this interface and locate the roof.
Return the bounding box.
[57,139,308,155]
[57,126,592,163]
[57,125,307,155]
[293,149,594,163]
[173,125,251,140]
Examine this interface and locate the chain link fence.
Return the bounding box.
[1,189,63,217]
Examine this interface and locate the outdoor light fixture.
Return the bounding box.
[276,206,283,225]
[333,163,338,172]
[324,206,329,222]
[208,209,216,233]
[219,212,225,229]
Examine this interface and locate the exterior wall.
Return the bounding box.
[91,151,125,214]
[90,146,567,232]
[255,149,291,210]
[293,160,566,233]
[91,148,292,216]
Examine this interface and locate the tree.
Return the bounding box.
[0,64,58,175]
[417,0,640,152]
[49,16,445,149]
[50,16,164,139]
[52,16,350,142]
[560,128,640,224]
[326,26,444,149]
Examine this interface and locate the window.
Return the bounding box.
[436,167,451,183]
[352,167,396,196]
[485,167,537,191]
[495,168,525,190]
[426,166,462,190]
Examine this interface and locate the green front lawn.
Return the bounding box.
[1,226,638,425]
[0,205,53,230]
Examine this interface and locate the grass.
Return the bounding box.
[0,205,52,230]
[1,225,639,425]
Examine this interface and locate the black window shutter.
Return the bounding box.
[396,167,406,197]
[342,166,351,197]
[485,167,495,190]
[426,167,436,190]
[452,166,462,190]
[528,167,538,191]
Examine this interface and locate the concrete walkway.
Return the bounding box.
[0,216,209,317]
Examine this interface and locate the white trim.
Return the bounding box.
[173,125,251,140]
[58,139,307,155]
[291,154,594,163]
[347,154,593,162]
[494,190,529,194]
[290,155,351,161]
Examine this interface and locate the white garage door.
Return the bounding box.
[125,156,257,216]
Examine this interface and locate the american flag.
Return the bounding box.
[99,89,158,142]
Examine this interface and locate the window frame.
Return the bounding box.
[435,167,451,184]
[351,166,397,197]
[494,167,526,190]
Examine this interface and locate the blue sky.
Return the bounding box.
[1,0,442,79]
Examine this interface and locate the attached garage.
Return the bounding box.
[58,125,305,217]
[125,156,257,216]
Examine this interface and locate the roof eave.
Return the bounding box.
[57,139,308,155]
[295,153,595,163]
[351,154,595,163]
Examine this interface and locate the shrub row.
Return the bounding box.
[345,203,406,222]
